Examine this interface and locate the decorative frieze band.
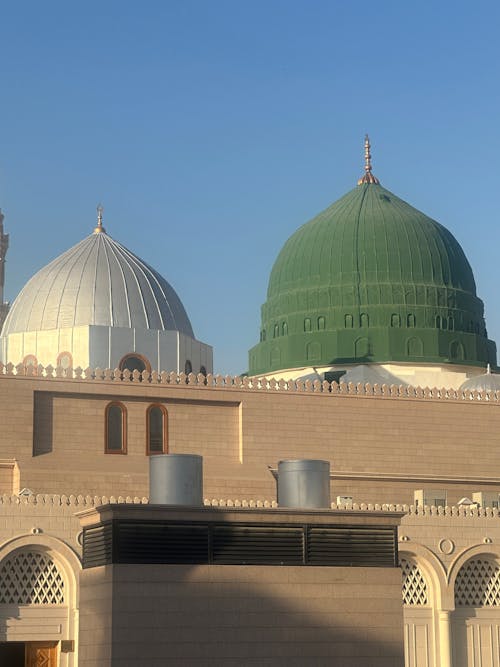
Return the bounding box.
[1,493,499,517]
[0,362,498,404]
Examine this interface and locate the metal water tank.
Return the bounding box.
[149,454,203,505]
[277,459,330,508]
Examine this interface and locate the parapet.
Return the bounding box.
[1,362,499,404]
[1,493,499,518]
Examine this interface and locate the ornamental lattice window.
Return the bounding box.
[455,558,500,607]
[0,551,65,604]
[401,558,428,605]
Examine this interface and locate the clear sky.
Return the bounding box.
[0,1,499,375]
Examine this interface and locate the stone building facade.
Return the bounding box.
[0,366,499,665]
[1,140,500,665]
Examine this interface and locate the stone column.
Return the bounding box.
[438,610,452,667]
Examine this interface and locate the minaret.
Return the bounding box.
[0,209,9,331]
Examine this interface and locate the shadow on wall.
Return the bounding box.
[79,562,405,667]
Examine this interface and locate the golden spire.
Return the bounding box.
[94,203,106,234]
[357,134,380,185]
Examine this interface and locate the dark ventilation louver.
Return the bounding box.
[82,520,399,568]
[307,526,397,567]
[83,523,113,568]
[212,525,304,565]
[115,522,209,564]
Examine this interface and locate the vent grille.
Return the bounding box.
[82,520,398,569]
[307,527,397,567]
[212,525,303,565]
[82,523,113,568]
[116,522,208,564]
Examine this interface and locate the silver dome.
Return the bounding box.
[460,366,500,392]
[1,229,194,336]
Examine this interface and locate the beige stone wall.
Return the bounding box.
[1,368,500,504]
[0,460,19,494]
[79,562,403,667]
[1,495,500,666]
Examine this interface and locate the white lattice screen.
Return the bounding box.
[455,558,500,607]
[401,558,428,605]
[0,550,65,604]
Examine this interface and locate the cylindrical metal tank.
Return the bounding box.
[277,459,331,508]
[149,454,203,505]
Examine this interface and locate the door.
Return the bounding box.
[25,642,58,667]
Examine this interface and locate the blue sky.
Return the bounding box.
[0,1,499,374]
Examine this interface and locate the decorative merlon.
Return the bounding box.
[1,493,499,517]
[1,362,499,404]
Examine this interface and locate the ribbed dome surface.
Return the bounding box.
[460,370,500,392]
[2,231,194,336]
[268,183,475,298]
[249,180,496,375]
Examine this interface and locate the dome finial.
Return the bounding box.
[94,203,106,234]
[357,134,380,185]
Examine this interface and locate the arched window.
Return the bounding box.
[317,316,325,330]
[391,314,401,328]
[407,337,424,357]
[282,322,288,336]
[400,558,428,606]
[119,354,150,375]
[407,314,416,328]
[22,355,38,371]
[105,402,127,454]
[274,324,279,338]
[184,359,192,375]
[436,315,442,329]
[147,404,168,455]
[360,313,369,328]
[345,314,353,328]
[0,550,65,604]
[306,341,321,361]
[449,340,465,361]
[354,336,370,358]
[455,558,500,607]
[56,351,73,369]
[304,318,312,332]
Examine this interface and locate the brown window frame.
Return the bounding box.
[105,401,127,455]
[146,404,168,455]
[118,353,151,374]
[56,351,73,369]
[22,355,38,376]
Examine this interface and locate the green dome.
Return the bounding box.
[249,180,496,375]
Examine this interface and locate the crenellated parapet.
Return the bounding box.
[1,493,500,518]
[1,361,499,403]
